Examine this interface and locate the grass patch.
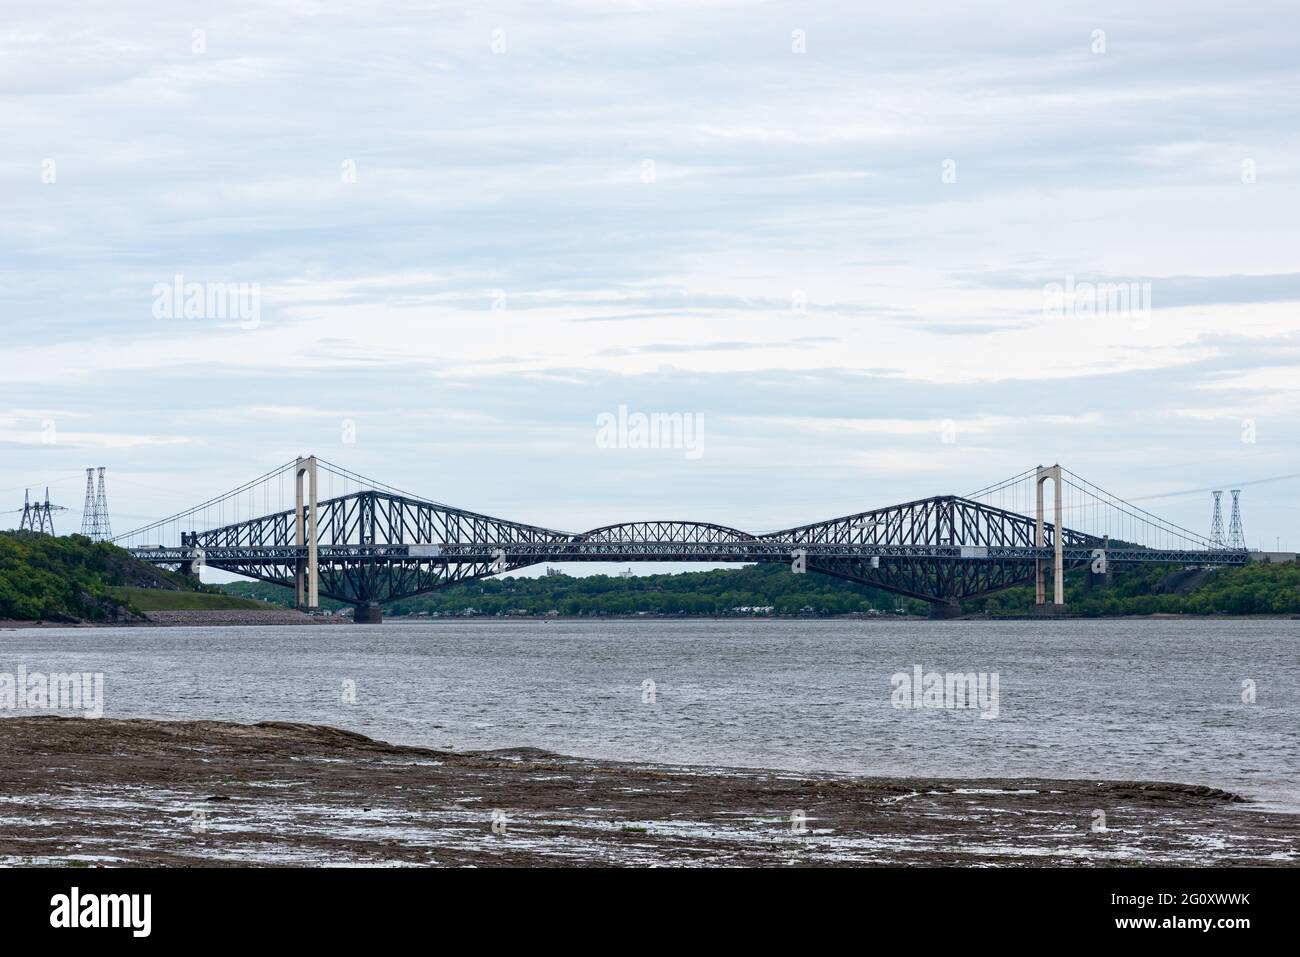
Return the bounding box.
[107,587,275,612]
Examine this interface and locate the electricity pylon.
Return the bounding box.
[19,487,66,535]
[80,467,112,541]
[1228,489,1245,550]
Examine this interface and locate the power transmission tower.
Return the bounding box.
[1228,489,1244,550]
[19,489,36,532]
[95,467,111,539]
[80,466,112,541]
[1210,490,1224,547]
[18,488,63,535]
[80,469,96,536]
[38,487,56,535]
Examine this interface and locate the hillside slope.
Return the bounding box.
[0,532,230,622]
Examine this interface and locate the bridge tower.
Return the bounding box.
[294,455,319,611]
[1034,464,1065,610]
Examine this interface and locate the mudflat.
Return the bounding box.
[0,717,1295,867]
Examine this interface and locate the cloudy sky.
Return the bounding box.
[2,0,1298,552]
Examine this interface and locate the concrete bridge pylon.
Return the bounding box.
[294,455,319,611]
[1034,465,1066,613]
[1035,464,1065,610]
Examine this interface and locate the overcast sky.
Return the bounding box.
[2,0,1298,553]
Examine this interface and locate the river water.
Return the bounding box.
[3,618,1297,811]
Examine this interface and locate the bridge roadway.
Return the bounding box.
[127,536,1249,622]
[122,468,1249,620]
[129,542,1248,566]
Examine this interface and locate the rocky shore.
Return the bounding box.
[1,717,1295,867]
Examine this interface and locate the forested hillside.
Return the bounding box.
[222,564,925,616]
[0,532,204,622]
[220,559,1300,617]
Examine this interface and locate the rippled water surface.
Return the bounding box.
[3,618,1297,809]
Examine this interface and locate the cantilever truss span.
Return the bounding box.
[120,459,1248,611]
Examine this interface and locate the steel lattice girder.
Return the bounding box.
[140,492,1246,606]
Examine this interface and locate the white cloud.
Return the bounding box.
[1,0,1298,543]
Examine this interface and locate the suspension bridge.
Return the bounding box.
[108,457,1255,622]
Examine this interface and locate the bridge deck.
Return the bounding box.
[131,543,1249,565]
[120,479,1247,608]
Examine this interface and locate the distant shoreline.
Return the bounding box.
[4,611,1299,629]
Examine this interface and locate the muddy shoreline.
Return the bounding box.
[1,717,1295,867]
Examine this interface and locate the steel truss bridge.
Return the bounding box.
[117,457,1249,621]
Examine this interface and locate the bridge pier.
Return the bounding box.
[353,602,383,624]
[929,600,963,620]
